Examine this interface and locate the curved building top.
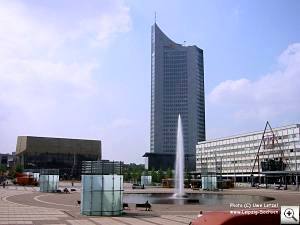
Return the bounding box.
[151,23,203,52]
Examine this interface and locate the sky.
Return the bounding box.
[0,0,300,163]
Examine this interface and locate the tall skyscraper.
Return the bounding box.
[144,23,205,171]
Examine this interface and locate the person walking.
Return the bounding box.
[145,200,151,211]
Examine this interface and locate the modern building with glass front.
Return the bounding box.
[196,124,300,187]
[144,23,206,171]
[16,136,101,179]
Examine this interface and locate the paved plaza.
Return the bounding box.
[0,186,198,225]
[0,184,299,225]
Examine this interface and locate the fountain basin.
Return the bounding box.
[123,193,274,205]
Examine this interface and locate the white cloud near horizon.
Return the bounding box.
[208,43,300,121]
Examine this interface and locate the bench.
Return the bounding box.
[132,184,145,189]
[135,203,151,211]
[187,199,199,203]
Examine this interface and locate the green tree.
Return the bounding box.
[0,164,7,175]
[151,170,158,183]
[122,163,146,183]
[157,169,165,183]
[15,164,24,173]
[124,171,132,182]
[131,170,139,183]
[8,168,16,178]
[166,168,173,178]
[136,170,142,183]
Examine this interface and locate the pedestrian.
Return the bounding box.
[197,211,203,217]
[145,200,151,211]
[2,182,5,188]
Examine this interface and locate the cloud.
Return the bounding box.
[79,2,131,47]
[0,1,61,60]
[0,0,131,93]
[111,118,134,129]
[208,43,300,121]
[0,0,132,153]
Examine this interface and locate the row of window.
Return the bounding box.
[199,130,299,148]
[198,136,299,150]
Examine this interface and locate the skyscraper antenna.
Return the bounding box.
[154,11,157,23]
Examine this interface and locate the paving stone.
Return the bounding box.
[141,216,188,225]
[113,217,158,225]
[66,220,96,225]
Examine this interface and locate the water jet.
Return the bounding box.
[173,114,187,198]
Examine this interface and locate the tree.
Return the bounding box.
[166,168,173,178]
[0,164,7,175]
[151,170,158,183]
[124,171,131,182]
[136,170,142,183]
[131,170,139,183]
[122,163,146,183]
[15,164,24,173]
[157,169,165,183]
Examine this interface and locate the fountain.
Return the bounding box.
[173,114,186,198]
[124,116,274,205]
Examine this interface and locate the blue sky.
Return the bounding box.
[0,0,300,163]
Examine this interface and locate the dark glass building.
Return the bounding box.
[16,136,101,179]
[144,23,205,171]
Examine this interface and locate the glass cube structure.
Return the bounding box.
[39,175,59,192]
[81,175,123,216]
[141,176,152,186]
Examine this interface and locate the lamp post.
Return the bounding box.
[292,129,299,191]
[296,150,299,191]
[295,148,298,191]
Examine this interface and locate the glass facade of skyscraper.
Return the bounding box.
[145,23,205,170]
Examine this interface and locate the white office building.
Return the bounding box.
[196,124,300,185]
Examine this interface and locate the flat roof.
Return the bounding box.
[143,152,195,157]
[18,135,101,142]
[16,136,101,155]
[261,170,300,175]
[197,123,300,145]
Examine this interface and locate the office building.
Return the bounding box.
[144,23,205,170]
[196,124,300,186]
[0,153,15,168]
